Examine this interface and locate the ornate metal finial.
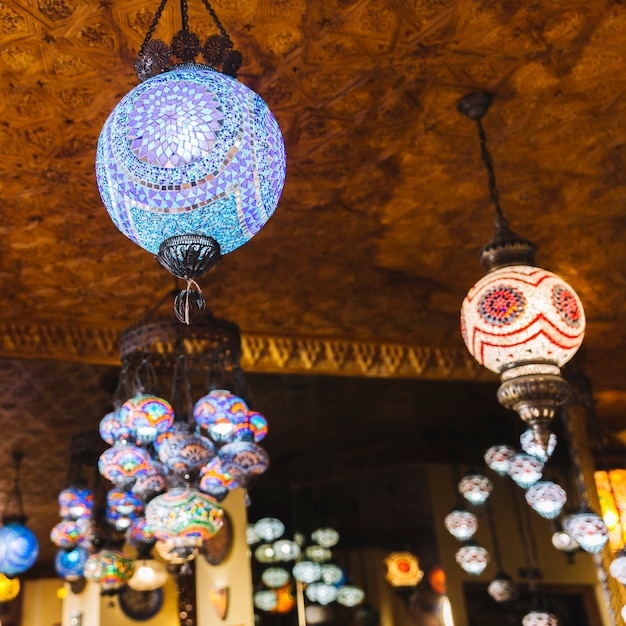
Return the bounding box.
[134,0,242,82]
[458,91,537,271]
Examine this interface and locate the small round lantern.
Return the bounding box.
[311,528,340,548]
[120,394,174,445]
[306,582,338,605]
[146,487,224,542]
[444,508,478,541]
[58,486,94,520]
[55,547,89,581]
[273,539,301,562]
[563,510,608,554]
[218,439,269,490]
[261,567,291,589]
[508,453,543,489]
[254,518,285,542]
[484,445,516,476]
[522,611,559,626]
[127,559,168,591]
[84,550,135,593]
[0,521,39,577]
[384,551,423,587]
[0,573,20,602]
[487,572,518,602]
[525,481,567,519]
[98,443,152,490]
[520,429,557,461]
[337,585,365,607]
[454,543,489,576]
[156,425,215,477]
[194,390,249,442]
[293,561,322,584]
[254,590,279,612]
[50,520,92,549]
[199,458,237,502]
[458,473,493,506]
[609,550,626,583]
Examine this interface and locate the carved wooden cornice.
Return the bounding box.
[0,320,492,381]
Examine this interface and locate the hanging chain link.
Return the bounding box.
[475,118,506,225]
[199,0,233,46]
[139,0,171,56]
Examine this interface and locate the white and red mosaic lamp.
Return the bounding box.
[457,92,585,450]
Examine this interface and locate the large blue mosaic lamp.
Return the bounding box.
[95,0,286,323]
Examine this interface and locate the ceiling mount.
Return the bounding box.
[457,91,493,121]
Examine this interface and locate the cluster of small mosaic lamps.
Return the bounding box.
[49,389,269,592]
[248,518,365,613]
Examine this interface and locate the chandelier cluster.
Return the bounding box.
[50,311,270,594]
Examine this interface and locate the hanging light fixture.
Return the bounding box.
[384,552,424,587]
[336,586,365,607]
[0,573,20,602]
[0,452,39,578]
[311,527,340,548]
[457,92,585,451]
[609,549,626,583]
[84,549,135,594]
[562,509,608,554]
[551,528,579,554]
[520,429,557,462]
[508,453,543,489]
[454,543,490,576]
[525,481,567,519]
[484,500,518,603]
[522,611,559,626]
[484,445,516,477]
[444,508,478,542]
[95,0,286,323]
[458,472,493,506]
[55,547,89,583]
[487,573,518,603]
[127,559,168,592]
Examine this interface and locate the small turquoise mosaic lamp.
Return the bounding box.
[95,0,286,323]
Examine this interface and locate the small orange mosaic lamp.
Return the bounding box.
[384,551,424,587]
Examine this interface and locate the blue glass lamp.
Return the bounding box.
[95,0,286,323]
[0,452,39,577]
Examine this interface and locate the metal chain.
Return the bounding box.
[199,0,233,45]
[485,498,504,571]
[180,0,189,33]
[475,118,507,226]
[139,0,171,56]
[508,480,535,595]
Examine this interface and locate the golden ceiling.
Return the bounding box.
[1,0,626,567]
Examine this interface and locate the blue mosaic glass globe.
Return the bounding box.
[0,522,39,577]
[96,63,286,256]
[55,547,89,581]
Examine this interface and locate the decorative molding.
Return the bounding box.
[0,320,493,381]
